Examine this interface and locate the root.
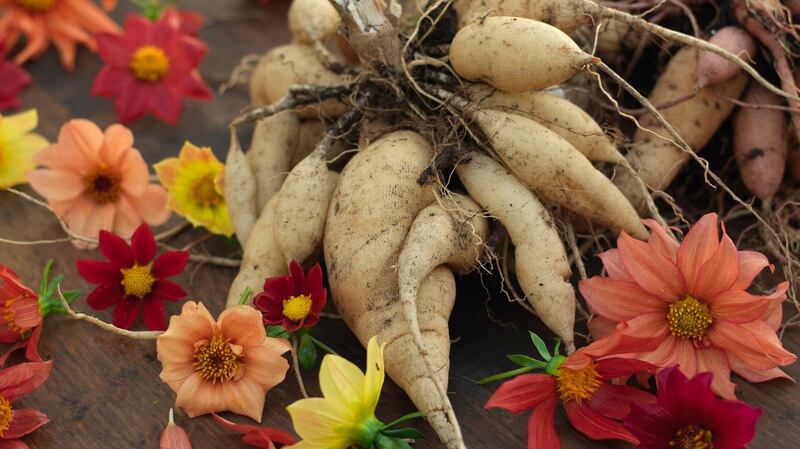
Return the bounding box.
[230,84,353,127]
[218,53,261,95]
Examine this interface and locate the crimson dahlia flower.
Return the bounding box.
[92,13,211,124]
[624,367,761,449]
[253,261,327,333]
[76,223,188,330]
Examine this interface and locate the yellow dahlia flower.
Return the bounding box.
[0,109,48,188]
[154,142,233,236]
[286,336,387,449]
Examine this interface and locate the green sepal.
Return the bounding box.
[529,331,551,361]
[507,354,546,369]
[545,354,567,376]
[266,325,289,338]
[298,334,318,370]
[381,411,424,430]
[381,428,425,440]
[374,435,414,449]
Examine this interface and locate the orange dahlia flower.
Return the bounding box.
[0,0,120,70]
[28,119,170,247]
[580,213,796,399]
[157,302,290,422]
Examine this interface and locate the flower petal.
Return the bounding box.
[319,353,365,411]
[708,289,773,323]
[363,336,385,412]
[129,184,171,225]
[709,400,761,448]
[643,219,679,262]
[485,374,557,414]
[580,277,667,321]
[622,403,676,448]
[0,361,52,400]
[691,232,738,300]
[676,213,719,292]
[26,169,85,201]
[143,296,167,331]
[8,297,41,329]
[86,284,125,310]
[618,232,686,300]
[219,306,267,348]
[4,409,48,439]
[595,358,658,379]
[286,397,354,447]
[153,279,186,301]
[597,249,633,282]
[527,395,559,449]
[111,298,142,330]
[152,250,189,278]
[707,319,796,371]
[728,354,794,384]
[98,230,135,266]
[732,251,771,290]
[695,347,736,399]
[76,259,121,284]
[586,383,655,420]
[564,400,637,443]
[130,224,156,264]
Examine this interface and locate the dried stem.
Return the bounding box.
[230,85,353,127]
[291,336,309,399]
[57,286,161,340]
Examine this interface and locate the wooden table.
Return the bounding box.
[1,1,797,448]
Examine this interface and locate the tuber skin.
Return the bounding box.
[450,17,594,93]
[288,0,341,44]
[733,83,788,201]
[247,111,300,212]
[224,130,258,244]
[698,26,757,88]
[614,47,749,212]
[274,146,340,264]
[458,0,592,33]
[457,152,577,351]
[397,195,490,434]
[249,44,350,119]
[466,84,625,164]
[227,196,286,308]
[471,108,648,239]
[324,131,467,449]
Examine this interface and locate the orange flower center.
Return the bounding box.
[0,396,12,437]
[194,174,222,206]
[194,335,241,384]
[557,362,601,402]
[129,46,170,82]
[668,295,713,341]
[120,264,155,298]
[282,294,313,322]
[85,168,121,204]
[15,0,56,12]
[670,425,714,449]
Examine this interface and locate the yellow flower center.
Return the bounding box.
[557,362,602,402]
[670,425,714,449]
[120,264,156,299]
[85,168,121,204]
[282,294,313,322]
[194,174,223,206]
[15,0,56,12]
[129,46,170,82]
[0,396,12,437]
[667,295,713,341]
[194,335,241,384]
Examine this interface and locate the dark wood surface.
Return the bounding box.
[1,1,798,448]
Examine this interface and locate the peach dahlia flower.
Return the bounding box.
[157,302,290,422]
[580,213,795,399]
[28,119,169,247]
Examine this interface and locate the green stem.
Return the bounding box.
[39,259,54,296]
[308,335,338,355]
[382,411,425,430]
[478,365,537,385]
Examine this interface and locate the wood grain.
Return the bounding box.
[0,1,797,448]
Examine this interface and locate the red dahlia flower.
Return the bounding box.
[580,213,795,399]
[91,13,211,124]
[0,265,42,344]
[161,6,204,36]
[486,349,657,448]
[0,361,52,449]
[624,367,761,449]
[76,223,188,330]
[0,45,31,111]
[212,413,296,449]
[253,261,327,333]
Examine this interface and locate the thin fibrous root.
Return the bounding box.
[230,84,353,127]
